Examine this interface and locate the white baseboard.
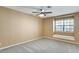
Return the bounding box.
[0,37,43,50]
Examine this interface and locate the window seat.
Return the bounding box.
[53,34,75,41]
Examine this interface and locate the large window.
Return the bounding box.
[54,17,74,32]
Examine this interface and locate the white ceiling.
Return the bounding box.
[5,6,79,18]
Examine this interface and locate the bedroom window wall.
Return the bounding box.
[54,17,74,32]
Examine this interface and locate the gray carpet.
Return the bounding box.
[0,38,79,53]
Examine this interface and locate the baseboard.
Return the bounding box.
[0,37,43,50]
[43,36,79,45]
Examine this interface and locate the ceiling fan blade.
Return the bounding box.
[36,13,46,16]
[41,13,46,16]
[36,13,40,16]
[44,13,46,16]
[44,12,52,14]
[32,12,40,13]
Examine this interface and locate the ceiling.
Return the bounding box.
[5,6,79,18]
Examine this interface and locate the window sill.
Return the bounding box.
[53,34,75,41]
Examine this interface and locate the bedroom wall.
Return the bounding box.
[74,13,79,43]
[0,7,43,48]
[43,18,53,37]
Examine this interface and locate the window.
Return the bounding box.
[54,17,74,32]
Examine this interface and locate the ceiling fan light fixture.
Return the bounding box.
[38,14,44,17]
[41,10,45,12]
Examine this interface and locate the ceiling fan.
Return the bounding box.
[32,6,52,16]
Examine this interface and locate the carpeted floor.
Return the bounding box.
[0,38,79,53]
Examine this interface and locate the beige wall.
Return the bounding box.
[74,13,79,43]
[43,18,53,37]
[0,7,43,47]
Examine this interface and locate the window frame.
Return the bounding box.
[54,16,74,32]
